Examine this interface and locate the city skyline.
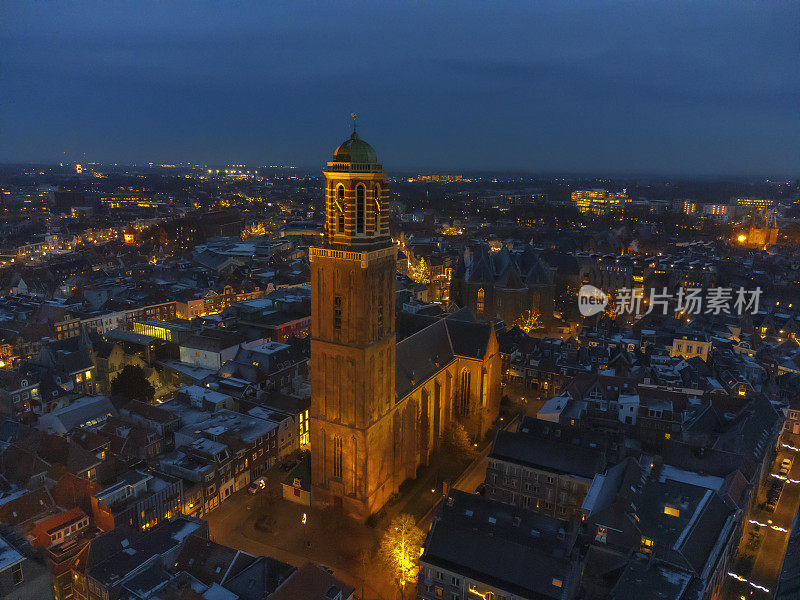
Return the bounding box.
[2,2,798,176]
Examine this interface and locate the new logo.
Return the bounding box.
[578,285,608,317]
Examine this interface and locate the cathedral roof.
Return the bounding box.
[333,130,378,164]
[467,249,495,284]
[463,243,554,288]
[395,319,453,399]
[495,264,525,290]
[523,257,551,285]
[394,314,493,399]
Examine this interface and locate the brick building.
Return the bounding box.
[310,128,502,520]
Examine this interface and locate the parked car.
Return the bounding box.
[319,564,334,575]
[248,476,267,494]
[779,458,792,475]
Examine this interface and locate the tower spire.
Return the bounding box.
[350,112,357,137]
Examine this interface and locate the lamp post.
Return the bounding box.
[301,511,310,551]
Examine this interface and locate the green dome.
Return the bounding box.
[333,130,378,163]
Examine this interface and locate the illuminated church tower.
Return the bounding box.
[309,124,397,518]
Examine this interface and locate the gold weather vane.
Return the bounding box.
[351,112,357,134]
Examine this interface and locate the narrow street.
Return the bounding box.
[720,442,800,599]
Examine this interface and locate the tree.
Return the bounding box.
[440,423,476,480]
[111,365,155,402]
[379,514,425,589]
[441,422,473,456]
[408,256,430,284]
[515,308,542,334]
[241,221,266,239]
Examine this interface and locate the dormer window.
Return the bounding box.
[596,526,607,543]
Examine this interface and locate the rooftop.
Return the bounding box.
[421,490,575,599]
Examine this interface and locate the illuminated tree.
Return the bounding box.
[604,296,618,319]
[515,308,542,334]
[408,256,430,284]
[241,222,266,239]
[379,514,425,588]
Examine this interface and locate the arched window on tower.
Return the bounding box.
[477,288,485,316]
[460,369,471,415]
[336,185,345,233]
[372,184,381,233]
[356,184,365,234]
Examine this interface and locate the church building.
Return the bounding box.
[309,126,501,519]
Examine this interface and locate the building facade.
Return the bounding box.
[309,127,397,519]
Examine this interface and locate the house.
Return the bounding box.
[179,329,253,370]
[0,368,41,419]
[91,469,183,532]
[282,452,311,506]
[583,457,738,599]
[671,331,711,362]
[486,422,611,519]
[0,486,58,537]
[69,517,208,600]
[419,490,582,600]
[118,399,182,439]
[36,395,115,435]
[0,531,52,600]
[29,507,90,548]
[270,562,354,600]
[161,409,278,517]
[0,430,103,486]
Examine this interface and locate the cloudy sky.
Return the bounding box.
[2,1,797,175]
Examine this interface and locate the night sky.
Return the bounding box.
[2,2,798,176]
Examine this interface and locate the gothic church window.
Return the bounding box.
[460,369,471,415]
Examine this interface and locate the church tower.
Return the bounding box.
[309,125,397,518]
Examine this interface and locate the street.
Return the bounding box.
[720,442,800,599]
[204,469,393,600]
